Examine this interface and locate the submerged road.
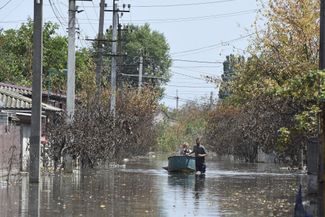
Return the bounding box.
[0,157,304,217]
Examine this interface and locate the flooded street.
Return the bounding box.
[0,158,304,217]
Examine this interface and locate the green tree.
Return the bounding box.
[219,54,244,99]
[156,102,209,153]
[0,19,95,94]
[205,0,320,165]
[100,24,172,90]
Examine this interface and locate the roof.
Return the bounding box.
[0,82,66,99]
[0,88,61,112]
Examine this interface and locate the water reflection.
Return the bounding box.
[194,175,205,201]
[28,183,40,217]
[0,159,305,217]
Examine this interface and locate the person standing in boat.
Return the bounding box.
[180,142,191,156]
[190,137,207,175]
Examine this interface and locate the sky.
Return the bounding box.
[0,0,259,109]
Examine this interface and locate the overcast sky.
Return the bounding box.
[0,0,259,109]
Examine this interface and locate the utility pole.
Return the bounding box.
[117,23,123,87]
[110,0,118,117]
[106,1,130,116]
[138,55,143,90]
[95,0,106,93]
[176,90,179,110]
[67,0,76,121]
[30,0,43,184]
[320,0,325,216]
[65,0,76,173]
[210,91,213,107]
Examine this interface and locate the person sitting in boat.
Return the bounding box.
[180,142,191,156]
[190,137,207,175]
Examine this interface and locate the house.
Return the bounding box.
[0,82,66,109]
[153,108,176,125]
[0,84,63,176]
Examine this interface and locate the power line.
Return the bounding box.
[172,67,220,77]
[165,84,215,89]
[133,0,237,8]
[173,65,222,68]
[0,0,13,10]
[131,9,256,24]
[171,32,256,56]
[179,92,213,95]
[171,71,204,80]
[53,0,67,23]
[81,1,97,35]
[172,59,223,64]
[165,95,196,103]
[76,0,237,8]
[172,70,220,81]
[49,0,67,29]
[0,9,255,26]
[91,0,99,20]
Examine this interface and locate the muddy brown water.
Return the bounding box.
[0,157,305,217]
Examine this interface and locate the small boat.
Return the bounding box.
[163,156,196,173]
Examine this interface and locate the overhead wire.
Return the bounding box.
[172,66,220,77]
[171,71,205,80]
[165,95,196,103]
[83,0,238,9]
[171,32,256,56]
[91,0,99,20]
[131,9,257,24]
[53,0,67,24]
[165,84,215,89]
[133,0,237,8]
[173,65,222,69]
[0,0,23,21]
[172,59,223,64]
[81,1,97,35]
[49,0,67,32]
[0,0,13,10]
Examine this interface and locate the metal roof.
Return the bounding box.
[0,88,61,112]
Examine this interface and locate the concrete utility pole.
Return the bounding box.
[210,91,213,107]
[30,0,43,184]
[95,0,106,92]
[64,0,76,173]
[316,0,325,216]
[320,1,325,216]
[67,0,76,121]
[138,55,143,90]
[110,0,118,117]
[176,90,179,110]
[106,1,130,116]
[117,23,123,86]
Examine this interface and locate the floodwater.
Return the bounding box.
[0,157,305,217]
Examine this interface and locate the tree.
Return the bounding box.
[0,19,95,94]
[204,0,321,164]
[47,86,160,168]
[99,24,172,90]
[156,102,209,153]
[232,0,319,99]
[218,54,244,99]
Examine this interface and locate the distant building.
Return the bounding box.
[153,109,176,125]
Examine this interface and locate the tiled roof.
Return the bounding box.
[0,88,61,111]
[0,82,66,99]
